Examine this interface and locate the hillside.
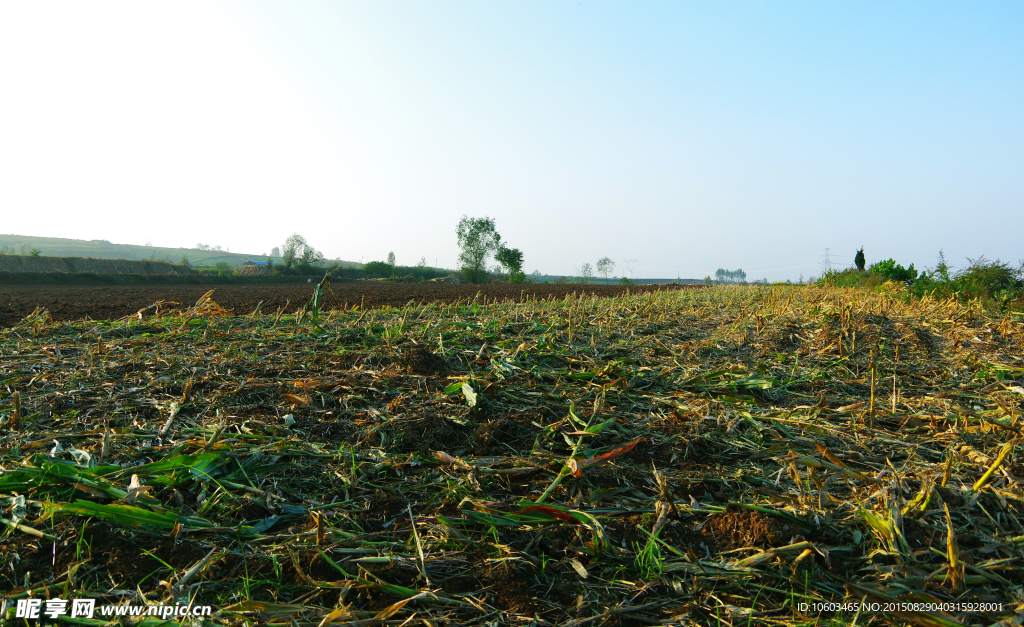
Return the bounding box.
[0,234,361,268]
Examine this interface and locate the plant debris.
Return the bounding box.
[1,285,1023,625]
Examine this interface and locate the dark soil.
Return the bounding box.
[0,282,694,328]
[699,505,799,552]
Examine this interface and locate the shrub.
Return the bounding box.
[363,261,394,277]
[914,256,1022,303]
[870,259,917,283]
[956,257,1019,298]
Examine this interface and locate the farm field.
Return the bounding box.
[0,282,685,329]
[0,233,361,269]
[1,285,1023,625]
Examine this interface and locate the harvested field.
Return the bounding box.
[1,284,1023,625]
[0,282,685,328]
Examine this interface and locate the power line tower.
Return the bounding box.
[821,248,832,274]
[622,258,639,280]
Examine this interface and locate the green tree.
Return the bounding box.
[597,257,615,284]
[363,261,392,277]
[456,215,502,283]
[854,247,866,271]
[277,234,323,270]
[870,258,917,283]
[282,233,306,270]
[495,245,525,282]
[387,251,396,267]
[579,263,594,284]
[300,245,324,266]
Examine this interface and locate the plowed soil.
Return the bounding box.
[0,282,692,327]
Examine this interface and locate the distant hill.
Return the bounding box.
[0,234,361,268]
[531,274,703,285]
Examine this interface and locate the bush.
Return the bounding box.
[913,256,1022,303]
[955,257,1019,298]
[363,261,393,277]
[360,261,446,281]
[818,269,886,289]
[870,259,917,283]
[818,251,1023,308]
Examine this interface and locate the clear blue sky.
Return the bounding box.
[1,1,1021,280]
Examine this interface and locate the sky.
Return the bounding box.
[1,2,1021,281]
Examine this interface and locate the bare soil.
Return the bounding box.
[0,282,690,328]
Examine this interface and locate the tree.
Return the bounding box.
[301,245,324,266]
[597,257,615,284]
[495,245,525,282]
[579,263,594,284]
[271,246,280,257]
[855,247,866,271]
[387,251,396,267]
[363,261,393,277]
[714,268,746,284]
[870,259,917,283]
[282,234,307,269]
[456,215,502,283]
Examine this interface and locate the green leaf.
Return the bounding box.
[52,500,215,531]
[585,416,618,434]
[112,453,226,482]
[735,503,811,531]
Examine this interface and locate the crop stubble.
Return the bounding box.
[0,284,1023,626]
[0,282,683,329]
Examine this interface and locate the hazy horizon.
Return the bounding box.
[2,2,1021,281]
